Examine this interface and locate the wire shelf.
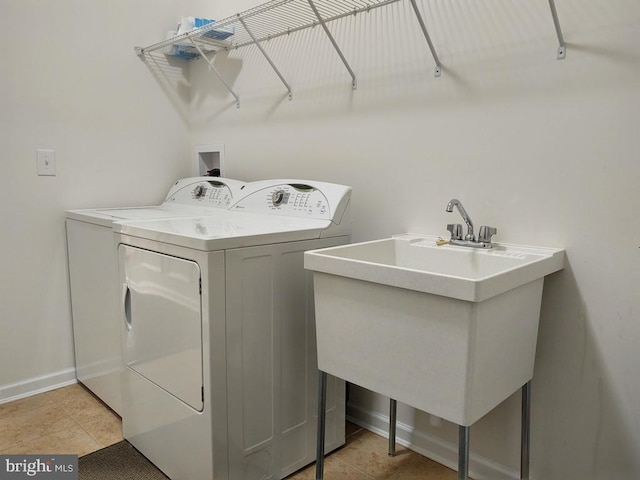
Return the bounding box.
[135,0,566,107]
[137,0,401,56]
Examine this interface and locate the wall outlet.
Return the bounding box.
[36,149,56,176]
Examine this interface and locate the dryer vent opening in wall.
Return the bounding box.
[195,144,225,177]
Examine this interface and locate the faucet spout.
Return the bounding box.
[446,199,474,241]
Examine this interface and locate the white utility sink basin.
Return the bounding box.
[305,233,564,302]
[305,234,564,426]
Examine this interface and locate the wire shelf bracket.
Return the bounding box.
[548,0,566,59]
[409,0,442,77]
[238,15,293,100]
[189,38,241,108]
[307,0,358,90]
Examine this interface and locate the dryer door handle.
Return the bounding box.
[122,283,132,332]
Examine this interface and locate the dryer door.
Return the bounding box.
[119,245,203,411]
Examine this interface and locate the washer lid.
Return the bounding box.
[65,177,248,227]
[66,204,231,227]
[114,212,333,251]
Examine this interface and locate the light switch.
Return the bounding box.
[37,149,56,176]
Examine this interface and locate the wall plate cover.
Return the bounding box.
[37,149,56,176]
[194,144,224,177]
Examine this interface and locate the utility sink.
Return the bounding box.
[306,233,564,302]
[305,234,564,426]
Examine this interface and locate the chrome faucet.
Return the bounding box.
[445,199,497,249]
[446,199,474,240]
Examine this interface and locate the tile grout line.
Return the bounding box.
[50,393,111,452]
[0,403,87,456]
[331,456,378,479]
[12,386,106,455]
[65,411,106,451]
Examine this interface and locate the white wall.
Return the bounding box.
[1,0,637,479]
[0,0,212,398]
[189,1,640,479]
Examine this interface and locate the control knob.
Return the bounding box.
[271,189,286,206]
[193,185,206,199]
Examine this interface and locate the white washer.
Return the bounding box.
[65,177,247,415]
[114,179,351,480]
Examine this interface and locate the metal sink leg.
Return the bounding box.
[317,377,532,480]
[388,399,397,456]
[521,381,531,480]
[457,380,531,480]
[458,425,470,480]
[316,371,327,480]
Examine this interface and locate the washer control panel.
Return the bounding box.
[164,179,242,208]
[232,183,333,219]
[161,177,351,224]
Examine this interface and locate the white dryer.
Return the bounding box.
[114,180,351,480]
[65,177,246,415]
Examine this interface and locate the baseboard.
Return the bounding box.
[346,401,520,480]
[0,368,77,404]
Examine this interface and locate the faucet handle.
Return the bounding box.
[478,226,497,243]
[447,224,463,240]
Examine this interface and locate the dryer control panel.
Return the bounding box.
[231,180,351,223]
[163,178,246,208]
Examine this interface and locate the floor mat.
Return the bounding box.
[79,441,168,480]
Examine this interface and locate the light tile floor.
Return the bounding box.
[0,383,122,456]
[0,383,458,479]
[288,423,458,480]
